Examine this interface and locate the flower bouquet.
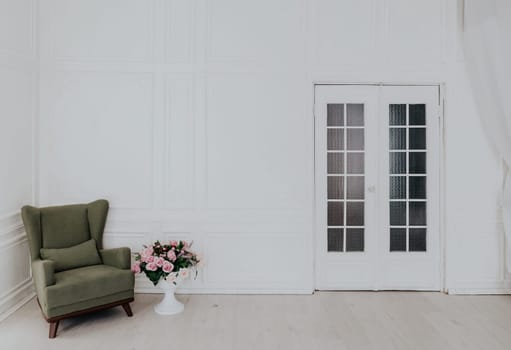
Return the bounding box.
[132,240,200,285]
[131,240,200,315]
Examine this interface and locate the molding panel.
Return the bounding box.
[49,0,153,61]
[384,0,444,66]
[164,74,195,209]
[40,71,154,208]
[0,68,34,216]
[0,0,34,57]
[205,73,310,209]
[312,0,376,66]
[164,0,195,63]
[206,0,305,63]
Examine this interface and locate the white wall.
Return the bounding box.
[0,0,37,318]
[34,0,508,294]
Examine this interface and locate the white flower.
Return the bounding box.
[179,268,189,279]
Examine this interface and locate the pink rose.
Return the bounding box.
[131,262,141,274]
[162,261,174,273]
[167,250,177,262]
[145,255,155,263]
[170,240,178,247]
[183,241,190,250]
[141,247,153,258]
[146,262,158,271]
[155,257,165,267]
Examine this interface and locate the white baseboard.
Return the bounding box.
[447,280,511,295]
[135,287,314,295]
[0,279,35,322]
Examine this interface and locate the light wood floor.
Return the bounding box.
[1,292,511,349]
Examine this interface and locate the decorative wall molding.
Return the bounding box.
[48,0,154,62]
[0,278,34,322]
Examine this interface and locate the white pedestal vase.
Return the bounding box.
[154,280,184,315]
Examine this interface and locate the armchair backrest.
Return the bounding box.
[21,199,109,261]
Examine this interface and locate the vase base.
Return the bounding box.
[154,300,184,315]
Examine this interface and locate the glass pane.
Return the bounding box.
[390,202,406,225]
[346,228,364,251]
[409,228,427,251]
[347,153,364,174]
[409,152,426,174]
[409,128,426,150]
[389,128,406,150]
[347,104,364,126]
[409,176,426,199]
[390,104,406,125]
[346,202,364,226]
[409,104,426,125]
[327,228,344,252]
[327,129,344,150]
[390,176,406,199]
[347,176,364,199]
[328,202,344,226]
[327,104,344,126]
[409,202,426,226]
[347,129,364,150]
[390,152,406,174]
[328,176,344,199]
[390,228,407,251]
[327,153,344,174]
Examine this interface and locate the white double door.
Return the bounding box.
[315,85,441,291]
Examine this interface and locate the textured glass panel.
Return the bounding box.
[327,129,344,150]
[346,229,364,251]
[409,152,426,174]
[327,104,344,126]
[389,128,406,150]
[327,153,344,174]
[390,176,406,199]
[347,153,364,174]
[409,104,426,125]
[327,228,344,252]
[409,228,427,251]
[347,129,364,150]
[347,104,364,126]
[390,104,406,125]
[346,202,364,226]
[409,128,426,150]
[409,176,426,199]
[347,176,364,199]
[390,152,406,174]
[390,202,406,225]
[328,176,344,199]
[409,202,426,226]
[390,228,407,251]
[328,202,344,226]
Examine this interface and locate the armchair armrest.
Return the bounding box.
[100,247,131,269]
[32,259,56,288]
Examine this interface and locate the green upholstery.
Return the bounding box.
[41,265,134,318]
[21,200,134,319]
[40,239,102,272]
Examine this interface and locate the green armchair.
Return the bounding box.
[21,199,134,338]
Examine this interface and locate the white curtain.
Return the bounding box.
[462,0,511,271]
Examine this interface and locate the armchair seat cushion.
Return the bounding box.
[44,265,134,310]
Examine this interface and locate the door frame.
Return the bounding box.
[312,82,446,292]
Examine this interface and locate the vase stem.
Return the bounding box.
[154,280,184,315]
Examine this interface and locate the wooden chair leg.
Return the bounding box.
[49,321,59,338]
[121,303,133,317]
